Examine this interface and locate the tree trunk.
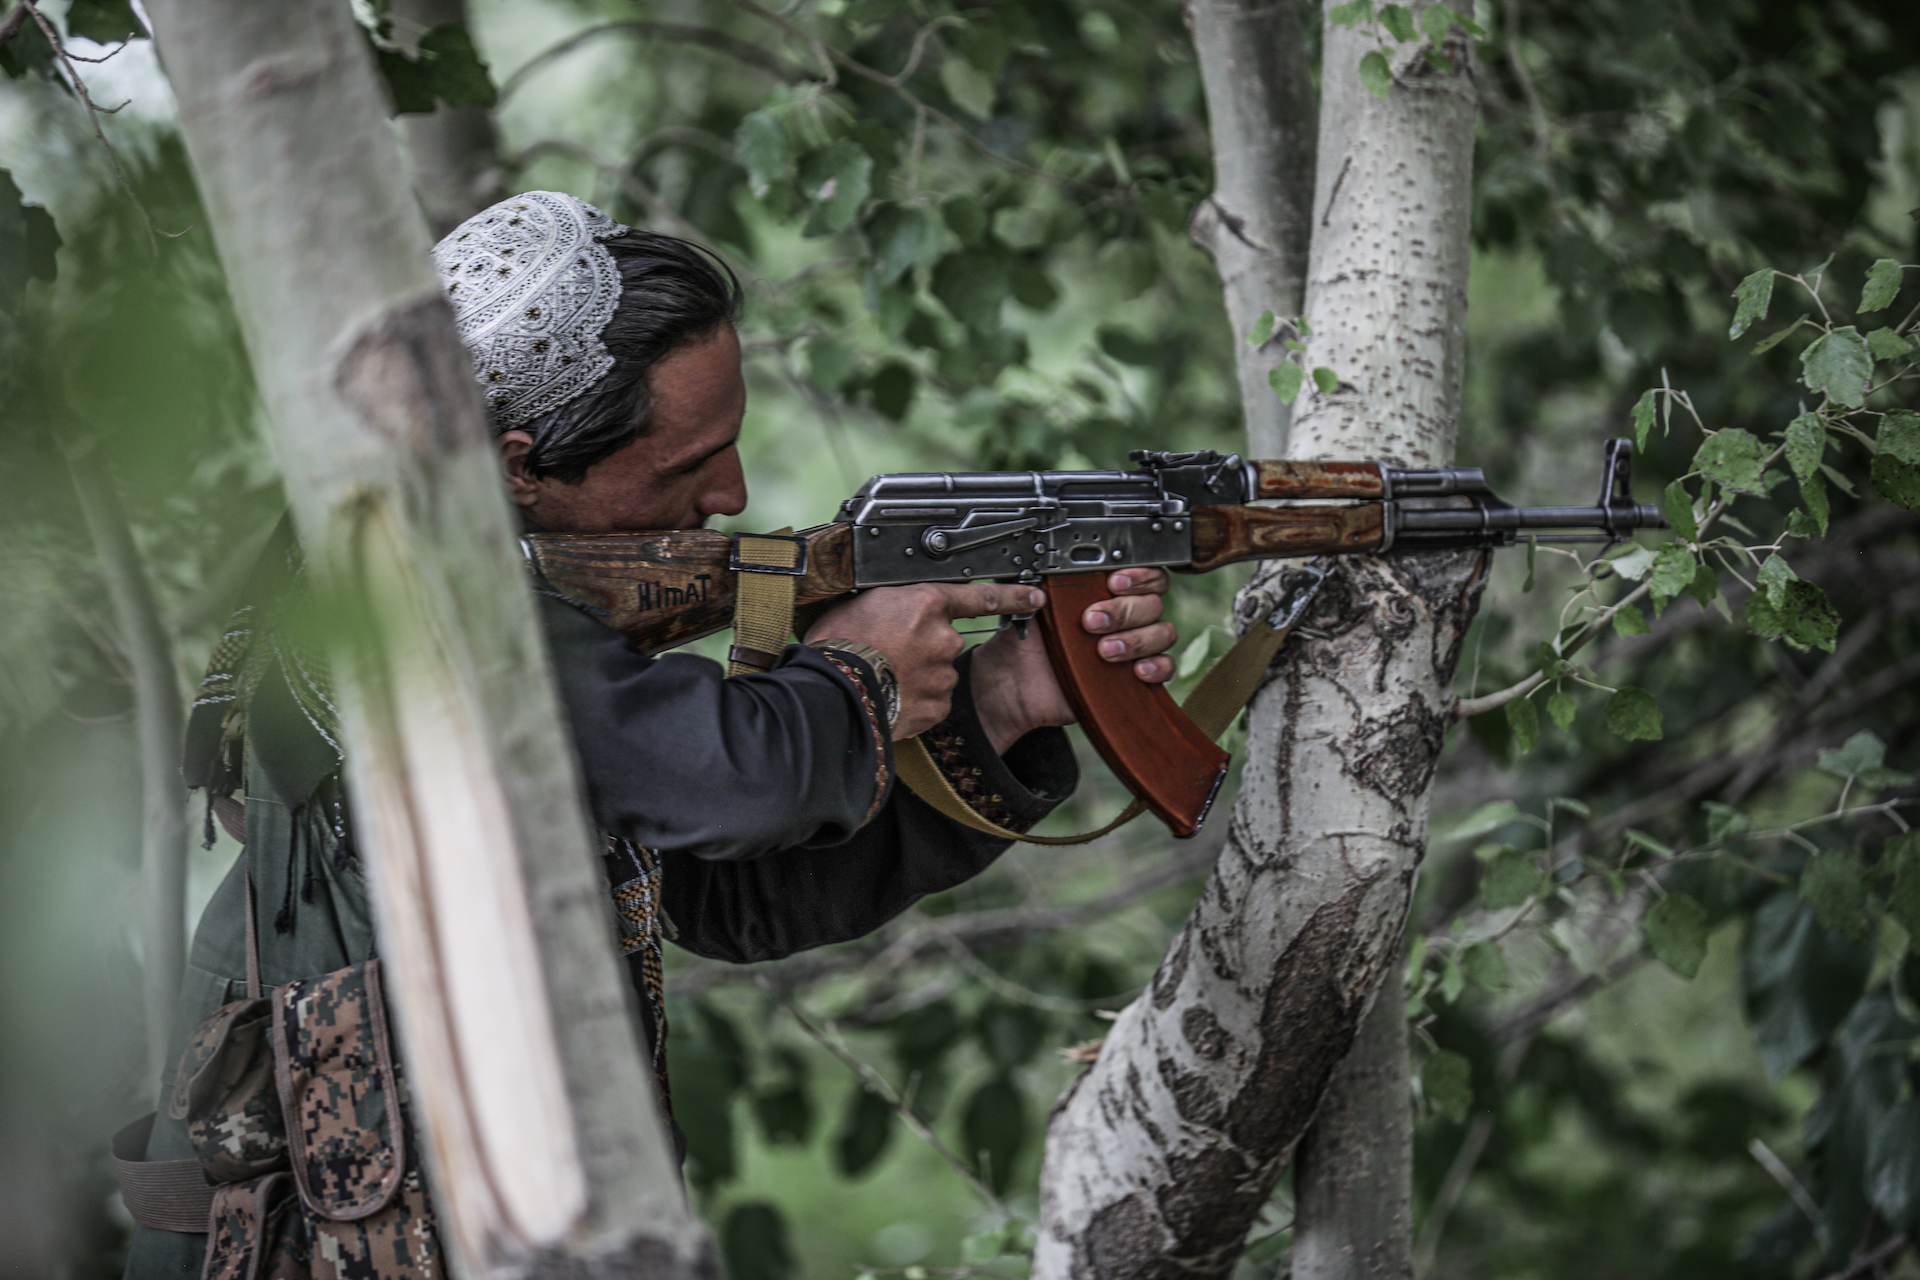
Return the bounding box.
[139,2,711,1276]
[1033,11,1481,1277]
[1185,0,1317,459]
[67,455,187,1097]
[390,0,505,235]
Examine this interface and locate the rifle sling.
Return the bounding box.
[898,603,1311,846]
[726,530,803,677]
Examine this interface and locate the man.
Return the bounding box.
[121,192,1177,1277]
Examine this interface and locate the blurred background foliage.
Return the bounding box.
[1,0,1918,1276]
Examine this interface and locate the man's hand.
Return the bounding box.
[804,582,1048,740]
[970,568,1177,754]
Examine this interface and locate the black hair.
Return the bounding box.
[515,231,743,482]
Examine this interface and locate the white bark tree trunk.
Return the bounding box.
[1185,0,1317,459]
[68,456,187,1097]
[1034,11,1481,1277]
[139,2,711,1276]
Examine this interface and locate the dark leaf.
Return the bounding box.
[65,0,146,43]
[1662,480,1697,541]
[866,361,916,421]
[1799,851,1871,943]
[834,1086,894,1178]
[962,1075,1027,1193]
[1784,412,1826,482]
[1645,893,1708,979]
[722,1202,797,1280]
[942,195,987,246]
[1880,410,1920,465]
[931,250,1007,332]
[1631,389,1658,450]
[799,140,873,235]
[753,1083,814,1147]
[417,22,495,107]
[1693,429,1770,496]
[1745,579,1840,653]
[1887,833,1920,941]
[1868,327,1914,360]
[1869,1098,1920,1232]
[1481,846,1543,910]
[1504,693,1539,754]
[1861,258,1903,313]
[1647,544,1697,612]
[735,111,789,197]
[1006,256,1059,310]
[1461,940,1509,990]
[1097,325,1157,367]
[0,8,56,78]
[373,45,436,115]
[977,1002,1048,1069]
[1873,454,1920,510]
[1729,268,1773,338]
[1742,890,1871,1076]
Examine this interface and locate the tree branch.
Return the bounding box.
[498,20,806,100]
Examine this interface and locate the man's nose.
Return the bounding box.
[699,450,749,519]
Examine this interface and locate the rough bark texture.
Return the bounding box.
[1286,12,1479,1280]
[391,0,505,235]
[1034,9,1480,1276]
[140,2,711,1276]
[68,457,186,1095]
[1185,0,1317,459]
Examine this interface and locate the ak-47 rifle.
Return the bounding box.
[525,439,1666,840]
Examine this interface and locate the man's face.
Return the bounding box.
[499,324,749,533]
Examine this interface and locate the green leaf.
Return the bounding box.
[1268,361,1306,403]
[1688,562,1719,607]
[1246,309,1276,346]
[0,7,54,78]
[1861,258,1903,312]
[834,1086,894,1178]
[1800,850,1871,943]
[1801,474,1830,533]
[961,1076,1027,1194]
[1647,543,1698,611]
[1742,890,1871,1075]
[1358,49,1393,99]
[1379,4,1418,41]
[939,55,996,121]
[1631,389,1658,450]
[1869,1098,1920,1232]
[1605,686,1663,740]
[735,111,789,197]
[1868,327,1914,360]
[418,22,497,108]
[374,46,436,115]
[1818,730,1915,791]
[1784,412,1826,482]
[1800,326,1873,409]
[1439,955,1465,1003]
[1311,366,1339,395]
[930,250,1008,332]
[1536,640,1563,679]
[1547,690,1576,730]
[953,18,1011,74]
[942,195,987,246]
[1481,847,1543,910]
[1609,543,1656,581]
[1422,1050,1473,1124]
[799,140,873,235]
[753,1081,814,1147]
[1751,317,1805,355]
[1522,536,1536,592]
[1099,325,1159,367]
[976,1002,1047,1068]
[1704,801,1750,843]
[1757,553,1798,607]
[1693,429,1770,496]
[866,204,945,286]
[1645,893,1709,979]
[1417,3,1455,41]
[1462,940,1509,990]
[1327,0,1374,27]
[1444,800,1519,842]
[64,0,145,42]
[1505,694,1539,755]
[1874,455,1920,509]
[866,361,916,421]
[1746,578,1840,652]
[1613,603,1649,637]
[1887,833,1920,941]
[1882,410,1920,464]
[721,1202,797,1280]
[1730,269,1774,339]
[1423,49,1454,73]
[1662,480,1697,541]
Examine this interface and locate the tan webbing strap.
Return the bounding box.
[727,529,805,677]
[112,1111,216,1232]
[898,563,1331,845]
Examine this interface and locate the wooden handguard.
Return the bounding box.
[1036,571,1229,838]
[1187,503,1387,571]
[1250,459,1386,500]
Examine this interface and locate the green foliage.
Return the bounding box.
[1422,1050,1473,1124]
[961,1075,1027,1193]
[0,170,59,318]
[1692,429,1770,495]
[1729,269,1774,339]
[1644,893,1708,979]
[1604,687,1662,741]
[1800,328,1873,409]
[722,1202,798,1280]
[1479,846,1542,910]
[1799,851,1871,943]
[1745,579,1840,653]
[63,0,144,44]
[1503,694,1538,755]
[1860,259,1903,313]
[1743,892,1871,1076]
[365,20,498,116]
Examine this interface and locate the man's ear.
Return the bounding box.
[497,431,540,506]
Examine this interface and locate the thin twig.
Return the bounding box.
[766,983,1007,1212]
[1815,1235,1908,1280]
[0,2,27,45]
[498,20,806,99]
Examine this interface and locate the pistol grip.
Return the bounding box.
[1036,571,1229,838]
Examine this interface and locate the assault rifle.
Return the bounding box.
[526,439,1665,839]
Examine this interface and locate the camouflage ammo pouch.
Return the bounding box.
[119,871,442,1280]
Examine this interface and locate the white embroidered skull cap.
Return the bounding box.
[432,191,632,430]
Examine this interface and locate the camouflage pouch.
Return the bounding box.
[201,1171,305,1280]
[170,995,288,1183]
[306,1165,442,1280]
[272,958,406,1221]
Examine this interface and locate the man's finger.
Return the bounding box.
[939,582,1047,620]
[1096,620,1177,662]
[1105,567,1171,596]
[1082,593,1165,635]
